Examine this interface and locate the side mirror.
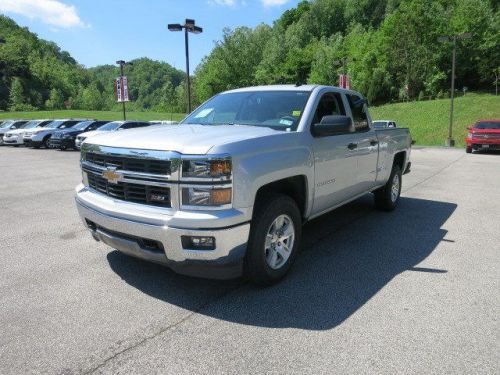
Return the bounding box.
[466,126,471,130]
[312,115,353,137]
[10,125,16,129]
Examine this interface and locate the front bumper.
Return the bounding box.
[49,138,75,149]
[3,135,24,145]
[466,138,500,150]
[75,184,250,279]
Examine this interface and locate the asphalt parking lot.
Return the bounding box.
[0,146,498,374]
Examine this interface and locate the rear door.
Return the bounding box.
[345,94,379,193]
[311,91,359,215]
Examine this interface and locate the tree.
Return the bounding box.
[8,77,25,110]
[45,88,65,109]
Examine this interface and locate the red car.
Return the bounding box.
[465,119,500,153]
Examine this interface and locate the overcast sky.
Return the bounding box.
[0,0,302,70]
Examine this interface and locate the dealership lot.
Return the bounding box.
[0,147,498,374]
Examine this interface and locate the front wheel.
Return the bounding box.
[374,164,402,211]
[466,146,472,153]
[245,194,302,285]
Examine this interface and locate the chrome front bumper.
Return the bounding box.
[76,184,251,279]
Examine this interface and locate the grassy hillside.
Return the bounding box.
[370,93,500,147]
[0,110,185,122]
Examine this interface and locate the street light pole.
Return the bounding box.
[184,26,191,115]
[438,32,472,147]
[116,60,127,121]
[168,19,203,114]
[448,35,456,147]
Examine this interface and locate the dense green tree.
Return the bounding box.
[45,88,65,109]
[8,77,26,110]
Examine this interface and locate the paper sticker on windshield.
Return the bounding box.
[194,108,214,118]
[280,119,294,126]
[292,110,301,117]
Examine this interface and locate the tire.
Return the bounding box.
[466,146,472,153]
[244,194,302,285]
[374,164,402,211]
[42,136,51,149]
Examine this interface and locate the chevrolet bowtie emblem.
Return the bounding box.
[102,167,120,184]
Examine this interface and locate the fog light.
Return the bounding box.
[181,236,216,250]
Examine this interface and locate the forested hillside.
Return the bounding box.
[1,0,498,112]
[194,0,499,104]
[0,15,186,112]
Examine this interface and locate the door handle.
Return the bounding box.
[347,142,358,150]
[370,139,379,146]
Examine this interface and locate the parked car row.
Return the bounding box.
[0,119,176,151]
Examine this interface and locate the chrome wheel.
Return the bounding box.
[264,214,295,270]
[391,173,400,203]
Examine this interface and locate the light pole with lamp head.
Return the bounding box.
[168,19,203,114]
[438,32,472,147]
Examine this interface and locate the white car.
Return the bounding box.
[0,120,28,145]
[3,120,52,146]
[75,120,152,149]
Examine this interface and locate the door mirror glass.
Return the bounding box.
[312,115,353,137]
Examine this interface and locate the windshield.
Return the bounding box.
[45,120,64,129]
[182,91,311,131]
[98,121,122,131]
[23,121,44,129]
[73,121,92,130]
[475,121,500,130]
[0,120,15,128]
[372,121,388,129]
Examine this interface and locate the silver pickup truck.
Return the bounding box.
[75,85,412,285]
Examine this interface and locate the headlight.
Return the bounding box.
[182,187,232,207]
[182,158,231,179]
[467,133,473,139]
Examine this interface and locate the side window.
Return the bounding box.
[312,92,346,125]
[120,122,136,129]
[347,94,369,132]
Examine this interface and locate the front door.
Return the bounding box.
[311,92,358,215]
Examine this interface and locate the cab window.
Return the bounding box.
[311,92,346,125]
[347,94,369,132]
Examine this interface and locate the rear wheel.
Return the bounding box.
[42,136,51,149]
[374,164,402,211]
[245,194,302,285]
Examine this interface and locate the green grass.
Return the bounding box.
[0,110,186,122]
[370,93,500,147]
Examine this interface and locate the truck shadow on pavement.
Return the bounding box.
[107,195,457,330]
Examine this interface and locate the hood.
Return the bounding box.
[5,128,28,135]
[54,128,82,136]
[86,124,280,154]
[471,128,500,134]
[78,130,106,139]
[29,127,50,134]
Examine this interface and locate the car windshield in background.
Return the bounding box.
[0,120,15,128]
[44,121,64,129]
[372,121,388,129]
[182,91,311,131]
[475,121,500,129]
[98,121,122,131]
[22,121,43,129]
[73,121,92,130]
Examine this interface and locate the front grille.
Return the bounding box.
[87,172,171,207]
[85,152,171,175]
[473,133,500,140]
